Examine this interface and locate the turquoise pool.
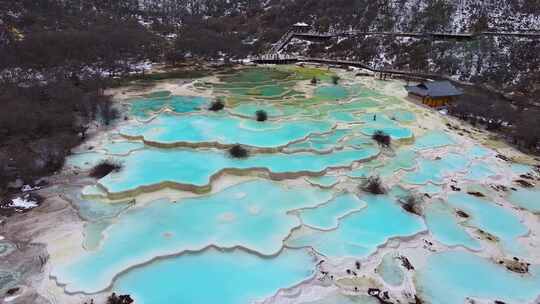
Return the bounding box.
[56,67,540,304]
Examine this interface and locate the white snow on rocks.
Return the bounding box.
[21,184,40,192]
[4,295,21,302]
[8,196,38,210]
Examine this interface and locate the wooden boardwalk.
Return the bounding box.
[259,27,540,80]
[268,29,540,54]
[295,30,540,39]
[254,56,450,80]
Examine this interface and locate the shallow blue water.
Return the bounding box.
[375,149,417,177]
[318,99,379,113]
[114,248,315,304]
[359,126,413,140]
[286,129,350,152]
[130,95,208,117]
[510,163,532,175]
[419,183,443,195]
[55,180,330,293]
[230,103,290,117]
[287,194,425,257]
[355,114,413,140]
[66,152,111,170]
[424,200,481,250]
[446,193,527,254]
[403,153,469,185]
[300,292,378,304]
[413,131,456,150]
[468,146,492,159]
[103,141,145,155]
[306,175,340,187]
[98,147,380,194]
[121,112,334,148]
[60,69,540,304]
[507,188,540,213]
[315,85,349,100]
[299,193,366,230]
[464,162,497,181]
[377,253,405,286]
[416,251,540,304]
[329,111,359,122]
[386,110,416,123]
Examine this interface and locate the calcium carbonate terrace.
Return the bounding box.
[51,66,540,304]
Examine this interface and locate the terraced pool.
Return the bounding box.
[54,66,540,304]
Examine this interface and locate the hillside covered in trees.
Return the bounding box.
[1,0,539,193]
[0,0,162,192]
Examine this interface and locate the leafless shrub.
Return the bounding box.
[89,160,122,179]
[360,176,386,195]
[399,195,423,215]
[372,130,391,147]
[229,144,249,158]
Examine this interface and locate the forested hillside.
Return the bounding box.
[1,0,539,193]
[0,0,162,192]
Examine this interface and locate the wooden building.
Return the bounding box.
[292,22,311,32]
[405,81,463,107]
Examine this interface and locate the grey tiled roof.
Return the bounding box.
[405,81,463,97]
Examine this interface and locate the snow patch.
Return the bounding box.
[4,295,21,302]
[21,184,40,192]
[8,195,38,210]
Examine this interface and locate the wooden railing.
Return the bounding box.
[265,29,540,55]
[253,55,452,80]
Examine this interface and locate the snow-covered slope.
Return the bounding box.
[385,0,540,32]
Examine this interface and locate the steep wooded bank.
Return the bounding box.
[0,1,163,193]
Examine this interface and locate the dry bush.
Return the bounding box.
[399,195,423,215]
[372,130,391,147]
[255,110,268,122]
[229,144,249,158]
[360,176,386,195]
[89,160,122,179]
[209,100,225,111]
